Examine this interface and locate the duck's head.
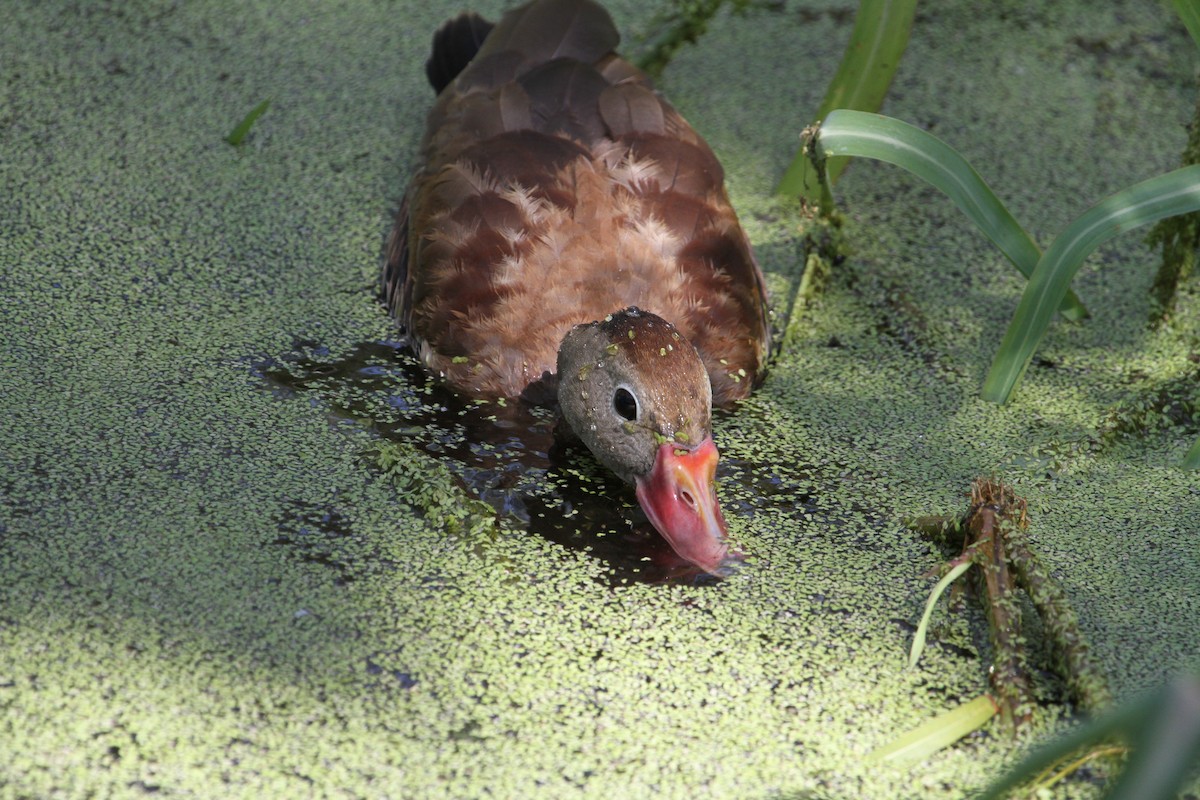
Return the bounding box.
[556,307,735,576]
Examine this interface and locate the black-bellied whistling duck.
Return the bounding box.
[384,0,770,575]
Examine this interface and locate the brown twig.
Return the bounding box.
[911,478,1112,731]
[1001,521,1114,713]
[963,481,1035,728]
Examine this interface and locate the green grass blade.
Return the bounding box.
[777,0,917,198]
[1173,0,1200,49]
[226,99,271,146]
[867,695,997,763]
[908,558,973,668]
[976,703,1145,800]
[1105,675,1200,800]
[978,676,1200,800]
[1184,435,1200,469]
[813,110,1088,320]
[983,165,1200,404]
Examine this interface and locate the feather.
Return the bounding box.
[621,133,724,195]
[425,12,495,94]
[472,0,617,68]
[382,195,410,326]
[638,190,716,242]
[496,83,534,133]
[519,60,609,142]
[598,83,665,137]
[455,51,526,91]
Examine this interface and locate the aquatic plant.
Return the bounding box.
[907,480,1110,723]
[369,441,498,539]
[1172,0,1200,44]
[979,673,1200,800]
[803,110,1200,465]
[225,98,271,146]
[1144,95,1200,322]
[775,0,916,202]
[979,164,1200,405]
[801,111,1088,320]
[867,695,997,764]
[1145,0,1200,323]
[886,478,1199,794]
[633,0,772,79]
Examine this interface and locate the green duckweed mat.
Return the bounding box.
[2,1,1198,797]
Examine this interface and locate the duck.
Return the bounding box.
[383,0,770,576]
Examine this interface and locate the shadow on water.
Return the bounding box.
[255,337,818,586]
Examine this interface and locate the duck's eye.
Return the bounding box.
[613,387,638,421]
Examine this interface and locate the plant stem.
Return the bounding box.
[963,484,1034,728]
[1001,518,1113,713]
[912,479,1112,729]
[777,0,917,200]
[1146,89,1200,323]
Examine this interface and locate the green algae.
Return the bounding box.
[370,440,498,539]
[1,1,1199,799]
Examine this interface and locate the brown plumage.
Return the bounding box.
[384,0,769,406]
[383,0,770,575]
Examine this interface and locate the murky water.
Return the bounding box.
[257,337,816,585]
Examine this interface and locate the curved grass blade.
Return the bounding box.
[777,0,917,198]
[1105,675,1200,800]
[866,695,997,763]
[813,110,1088,320]
[226,99,271,146]
[1184,435,1200,470]
[975,705,1140,800]
[978,675,1200,800]
[1173,0,1200,49]
[983,165,1200,404]
[908,558,973,668]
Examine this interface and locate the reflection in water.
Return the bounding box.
[257,338,814,585]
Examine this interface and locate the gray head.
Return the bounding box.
[556,307,732,574]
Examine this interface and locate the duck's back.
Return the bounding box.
[384,0,769,404]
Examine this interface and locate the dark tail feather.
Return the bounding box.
[425,12,494,94]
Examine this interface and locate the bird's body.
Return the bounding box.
[385,0,769,574]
